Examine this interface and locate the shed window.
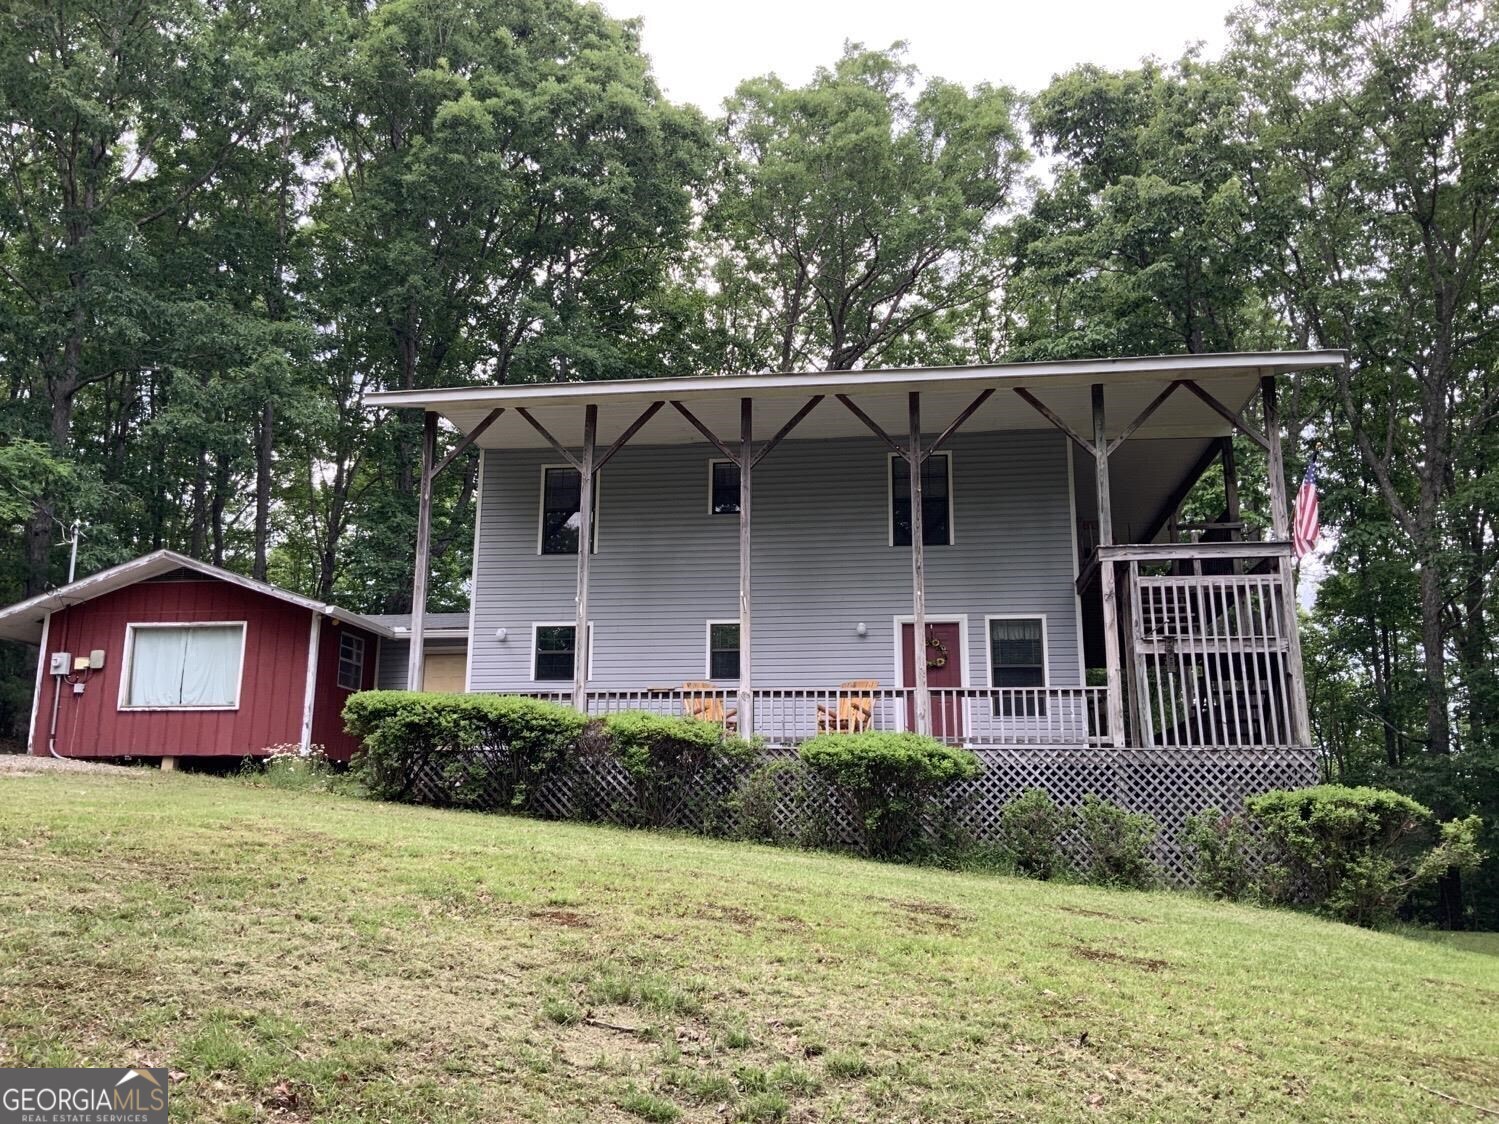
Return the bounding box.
[540,467,598,555]
[710,460,740,515]
[990,617,1046,716]
[124,623,244,708]
[534,624,590,681]
[337,632,365,690]
[891,453,952,546]
[707,622,740,680]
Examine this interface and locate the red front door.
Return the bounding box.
[902,622,964,739]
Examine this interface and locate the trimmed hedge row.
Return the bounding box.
[342,693,1485,926]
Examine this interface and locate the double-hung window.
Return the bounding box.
[540,467,598,555]
[122,622,245,709]
[706,621,740,680]
[337,632,365,690]
[709,460,740,515]
[989,617,1046,716]
[890,453,953,546]
[533,624,591,681]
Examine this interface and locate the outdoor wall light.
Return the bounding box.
[495,627,508,642]
[855,622,867,637]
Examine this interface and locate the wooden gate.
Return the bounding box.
[1125,562,1297,748]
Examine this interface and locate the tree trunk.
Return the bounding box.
[254,401,273,580]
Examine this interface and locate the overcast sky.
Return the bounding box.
[601,0,1241,111]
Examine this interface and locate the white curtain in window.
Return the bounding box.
[128,629,189,706]
[128,625,242,706]
[180,626,242,705]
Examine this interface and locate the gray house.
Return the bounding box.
[369,352,1341,797]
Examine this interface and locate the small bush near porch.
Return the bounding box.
[2,769,1496,1122]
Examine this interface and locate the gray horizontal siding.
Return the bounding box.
[376,637,468,690]
[470,429,1082,693]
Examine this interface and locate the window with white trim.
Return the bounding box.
[709,460,739,515]
[707,621,740,679]
[891,453,953,546]
[990,617,1045,716]
[337,632,365,690]
[533,624,591,681]
[123,623,244,708]
[540,466,598,555]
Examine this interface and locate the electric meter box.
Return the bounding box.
[48,652,71,676]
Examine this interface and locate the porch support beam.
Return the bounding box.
[1220,436,1241,526]
[407,410,438,692]
[1093,384,1126,748]
[908,392,930,736]
[1107,380,1184,456]
[836,394,907,457]
[924,388,995,461]
[592,400,665,474]
[1181,380,1271,451]
[1140,440,1225,546]
[573,404,598,712]
[669,401,737,462]
[738,398,754,735]
[515,407,583,471]
[1261,374,1312,746]
[751,395,823,468]
[433,407,505,478]
[1013,387,1097,456]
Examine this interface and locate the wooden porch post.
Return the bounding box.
[1093,384,1127,748]
[574,404,598,713]
[738,398,754,736]
[1261,375,1312,746]
[407,410,437,692]
[908,391,930,736]
[1220,436,1241,528]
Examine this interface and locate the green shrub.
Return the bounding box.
[1180,807,1261,901]
[997,788,1073,880]
[727,758,793,843]
[1076,794,1159,889]
[343,691,586,810]
[798,732,979,859]
[1246,785,1484,927]
[599,711,757,829]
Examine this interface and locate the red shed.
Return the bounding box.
[0,551,391,763]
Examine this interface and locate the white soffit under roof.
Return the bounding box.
[365,351,1346,450]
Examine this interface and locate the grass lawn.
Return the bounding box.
[1,768,1496,1122]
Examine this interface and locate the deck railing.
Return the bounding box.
[515,685,1112,748]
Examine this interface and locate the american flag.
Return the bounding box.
[1293,459,1319,561]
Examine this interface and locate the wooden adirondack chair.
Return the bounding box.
[816,680,878,733]
[681,682,737,730]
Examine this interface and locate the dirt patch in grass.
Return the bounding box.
[694,903,758,929]
[1070,944,1169,972]
[1059,905,1148,924]
[531,908,591,928]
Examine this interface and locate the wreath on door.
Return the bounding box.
[926,631,948,670]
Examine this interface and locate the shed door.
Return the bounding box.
[421,653,467,693]
[902,622,964,739]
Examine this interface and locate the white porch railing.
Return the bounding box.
[515,685,1112,748]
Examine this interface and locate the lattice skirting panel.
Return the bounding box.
[402,746,1320,885]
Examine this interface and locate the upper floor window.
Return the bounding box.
[540,466,598,555]
[337,632,365,691]
[890,453,953,546]
[709,460,740,515]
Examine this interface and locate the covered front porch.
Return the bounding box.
[370,351,1340,751]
